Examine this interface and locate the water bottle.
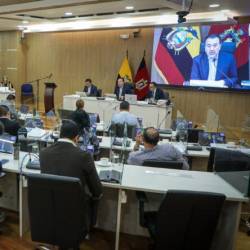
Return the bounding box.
[13,143,20,160]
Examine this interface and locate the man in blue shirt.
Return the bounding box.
[127,127,189,169]
[191,34,238,88]
[111,101,139,127]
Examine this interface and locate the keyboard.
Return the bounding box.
[113,139,131,147]
[159,129,172,134]
[187,145,203,151]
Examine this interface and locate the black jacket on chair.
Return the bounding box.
[70,109,90,133]
[0,117,20,136]
[40,141,102,199]
[83,84,98,96]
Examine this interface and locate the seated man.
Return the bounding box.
[40,120,103,230]
[190,34,238,88]
[127,127,189,169]
[147,82,168,101]
[70,99,90,134]
[83,78,98,97]
[0,105,20,136]
[114,77,132,101]
[112,101,139,127]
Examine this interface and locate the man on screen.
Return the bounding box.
[190,34,238,88]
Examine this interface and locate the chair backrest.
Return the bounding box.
[156,190,225,250]
[143,160,183,169]
[25,173,87,249]
[187,129,204,143]
[21,83,33,93]
[97,89,102,97]
[110,123,136,139]
[207,147,250,172]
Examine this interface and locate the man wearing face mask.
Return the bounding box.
[191,34,238,88]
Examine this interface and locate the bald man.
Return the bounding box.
[127,127,189,169]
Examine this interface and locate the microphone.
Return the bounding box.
[212,59,234,88]
[158,110,171,129]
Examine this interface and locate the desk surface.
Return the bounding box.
[121,164,248,202]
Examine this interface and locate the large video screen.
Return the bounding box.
[151,24,250,90]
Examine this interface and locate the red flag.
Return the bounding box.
[134,57,150,100]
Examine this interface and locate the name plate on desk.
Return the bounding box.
[189,80,226,88]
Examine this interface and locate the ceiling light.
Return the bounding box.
[125,6,134,10]
[209,4,220,8]
[64,12,73,16]
[22,20,29,24]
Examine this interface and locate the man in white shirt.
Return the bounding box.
[111,101,139,127]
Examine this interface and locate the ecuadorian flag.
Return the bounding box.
[154,26,201,85]
[117,56,133,83]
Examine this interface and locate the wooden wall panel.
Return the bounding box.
[25,28,154,109]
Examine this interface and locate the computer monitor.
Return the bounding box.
[125,94,137,104]
[75,91,87,97]
[89,113,98,126]
[57,109,74,120]
[198,132,226,146]
[187,129,204,143]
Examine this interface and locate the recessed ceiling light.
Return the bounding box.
[64,12,73,16]
[125,6,134,10]
[209,4,220,8]
[22,20,29,24]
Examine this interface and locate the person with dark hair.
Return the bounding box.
[127,127,189,169]
[191,34,238,88]
[0,94,17,119]
[40,119,103,231]
[0,105,20,136]
[147,82,168,101]
[114,77,132,100]
[70,99,90,133]
[83,78,98,96]
[111,100,139,126]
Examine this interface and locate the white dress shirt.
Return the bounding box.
[208,58,218,81]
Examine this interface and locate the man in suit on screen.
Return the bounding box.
[190,34,238,88]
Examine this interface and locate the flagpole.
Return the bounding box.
[126,50,128,59]
[143,50,146,58]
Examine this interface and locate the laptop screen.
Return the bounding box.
[198,132,226,146]
[0,139,14,154]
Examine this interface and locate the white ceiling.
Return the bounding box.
[0,0,249,31]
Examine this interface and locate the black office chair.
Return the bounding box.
[25,173,89,250]
[137,190,225,250]
[110,123,136,139]
[142,160,183,169]
[97,89,102,97]
[207,147,250,172]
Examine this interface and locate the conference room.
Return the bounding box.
[0,0,250,250]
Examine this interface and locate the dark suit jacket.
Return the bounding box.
[191,51,238,88]
[147,88,167,101]
[83,84,98,96]
[114,84,132,99]
[70,109,90,133]
[0,117,20,136]
[40,141,103,199]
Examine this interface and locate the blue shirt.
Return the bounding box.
[111,111,139,127]
[127,143,189,170]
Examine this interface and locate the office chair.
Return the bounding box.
[0,161,6,231]
[25,173,89,250]
[137,190,225,250]
[21,83,34,104]
[142,160,183,169]
[207,147,250,172]
[97,89,102,97]
[110,123,136,139]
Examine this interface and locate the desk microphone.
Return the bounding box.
[212,59,234,88]
[158,111,171,129]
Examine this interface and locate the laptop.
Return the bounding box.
[125,94,137,104]
[0,138,15,154]
[75,91,87,97]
